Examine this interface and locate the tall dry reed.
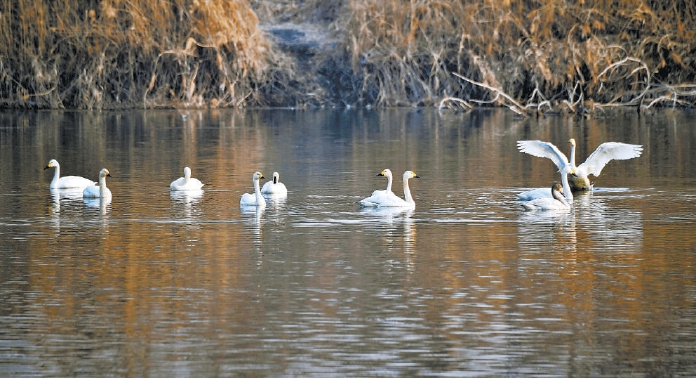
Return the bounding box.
[0,0,694,110]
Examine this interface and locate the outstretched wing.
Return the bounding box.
[578,142,643,176]
[517,140,570,172]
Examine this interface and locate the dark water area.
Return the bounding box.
[1,108,695,376]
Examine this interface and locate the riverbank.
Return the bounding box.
[1,0,694,112]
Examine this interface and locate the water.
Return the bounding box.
[1,108,696,376]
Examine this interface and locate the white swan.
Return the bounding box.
[517,163,576,201]
[521,182,571,211]
[359,171,420,208]
[240,171,266,207]
[358,169,396,207]
[44,159,95,189]
[170,167,204,191]
[261,171,288,197]
[567,138,643,191]
[518,138,643,192]
[83,168,112,199]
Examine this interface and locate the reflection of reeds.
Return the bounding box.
[1,0,694,110]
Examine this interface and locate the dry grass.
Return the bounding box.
[0,0,296,108]
[0,0,695,110]
[320,0,696,112]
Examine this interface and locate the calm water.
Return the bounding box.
[1,108,696,376]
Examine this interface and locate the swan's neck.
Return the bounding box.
[552,189,570,208]
[561,169,573,202]
[99,175,108,197]
[51,166,60,186]
[403,178,414,205]
[184,171,191,184]
[273,176,278,184]
[253,178,264,204]
[570,144,576,167]
[386,175,393,193]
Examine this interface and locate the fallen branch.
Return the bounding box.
[453,72,527,115]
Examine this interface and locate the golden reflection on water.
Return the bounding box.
[1,109,696,375]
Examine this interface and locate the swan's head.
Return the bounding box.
[551,182,565,200]
[568,138,576,147]
[100,168,111,178]
[184,167,192,179]
[272,172,280,184]
[44,159,59,170]
[403,171,420,180]
[377,169,392,178]
[253,171,265,181]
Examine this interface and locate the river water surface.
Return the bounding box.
[1,108,695,376]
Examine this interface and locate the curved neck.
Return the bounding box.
[561,169,573,201]
[99,175,108,196]
[51,166,60,186]
[403,178,414,205]
[253,178,263,203]
[553,188,570,207]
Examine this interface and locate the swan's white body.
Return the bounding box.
[261,172,288,197]
[359,171,420,209]
[170,167,204,191]
[44,159,95,189]
[358,169,396,207]
[518,138,643,191]
[517,164,575,202]
[240,171,266,207]
[521,182,571,211]
[83,168,112,199]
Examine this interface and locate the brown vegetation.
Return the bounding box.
[0,0,695,111]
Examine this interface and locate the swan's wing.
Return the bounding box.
[517,140,570,171]
[359,190,404,207]
[516,187,552,200]
[578,142,643,176]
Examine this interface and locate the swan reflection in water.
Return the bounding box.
[170,189,204,219]
[83,196,111,217]
[241,204,265,253]
[360,206,417,276]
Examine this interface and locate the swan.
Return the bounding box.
[517,163,575,201]
[359,171,420,208]
[240,171,266,207]
[44,159,95,189]
[261,171,288,197]
[517,138,643,192]
[567,138,643,191]
[170,167,204,191]
[358,169,396,207]
[83,168,112,199]
[521,182,571,211]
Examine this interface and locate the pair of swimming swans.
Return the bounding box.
[517,138,643,192]
[240,171,288,207]
[44,159,111,199]
[359,169,420,209]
